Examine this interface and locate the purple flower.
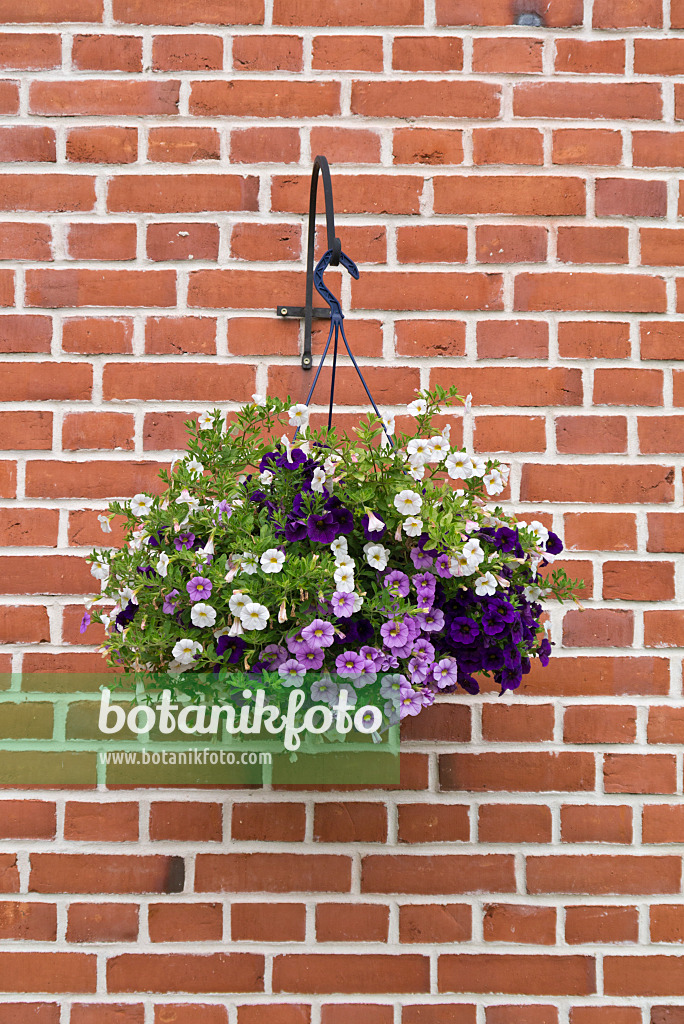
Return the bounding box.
[215,500,232,525]
[307,512,339,544]
[408,658,431,684]
[416,608,445,633]
[410,547,434,570]
[278,659,306,686]
[546,532,563,556]
[301,618,335,649]
[284,519,308,542]
[380,653,400,671]
[384,570,410,599]
[286,632,310,656]
[434,553,452,578]
[398,683,424,719]
[331,591,355,618]
[162,589,180,614]
[539,636,552,666]
[259,644,288,668]
[450,616,480,644]
[359,645,383,670]
[187,576,212,603]
[412,638,435,663]
[277,447,307,470]
[331,505,354,535]
[174,532,195,551]
[79,611,91,634]
[298,647,325,671]
[216,635,246,664]
[380,619,410,650]
[482,599,516,636]
[413,572,436,604]
[433,658,459,689]
[335,650,366,678]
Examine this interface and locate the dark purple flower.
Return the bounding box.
[174,532,195,551]
[216,635,246,664]
[546,532,563,556]
[482,599,516,636]
[284,519,308,542]
[307,512,338,544]
[331,504,354,535]
[450,616,480,644]
[276,447,307,470]
[114,601,137,632]
[495,527,524,557]
[538,636,552,666]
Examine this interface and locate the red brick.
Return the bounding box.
[516,273,666,313]
[474,415,546,453]
[435,175,583,216]
[145,316,216,355]
[353,271,501,312]
[113,0,263,23]
[0,507,58,543]
[604,956,684,996]
[487,1010,556,1024]
[643,805,684,844]
[514,82,662,120]
[0,174,93,212]
[561,805,633,844]
[238,1009,308,1024]
[393,128,464,165]
[472,36,543,73]
[230,127,300,164]
[149,903,222,943]
[72,1007,144,1024]
[441,753,594,793]
[352,80,500,119]
[604,559,674,601]
[553,129,623,165]
[437,366,581,407]
[564,705,636,744]
[594,0,662,26]
[103,363,254,401]
[558,226,628,265]
[643,228,684,266]
[392,36,463,71]
[564,513,636,552]
[571,1011,640,1024]
[634,131,684,168]
[563,609,634,647]
[152,33,223,71]
[196,854,351,893]
[26,269,175,308]
[649,706,684,744]
[436,0,583,26]
[404,1009,476,1024]
[149,802,222,842]
[0,800,55,839]
[232,802,305,842]
[399,904,471,944]
[362,855,515,895]
[483,904,556,945]
[72,33,141,70]
[481,704,554,743]
[312,34,383,72]
[310,127,380,164]
[313,804,384,843]
[30,854,184,894]
[647,513,684,552]
[556,38,625,74]
[233,33,302,71]
[558,321,630,359]
[473,128,543,166]
[0,223,52,260]
[231,903,305,943]
[674,0,684,27]
[31,79,178,115]
[274,0,423,25]
[66,126,137,164]
[64,801,138,841]
[107,953,264,994]
[0,901,56,940]
[523,464,674,505]
[269,364,420,407]
[0,82,18,115]
[108,174,257,213]
[438,953,594,996]
[67,903,139,943]
[191,80,339,118]
[400,703,471,743]
[397,804,470,843]
[316,903,388,942]
[0,1006,59,1024]
[62,317,132,354]
[274,953,429,994]
[651,906,684,943]
[0,33,60,69]
[0,125,55,162]
[644,611,684,648]
[274,173,423,216]
[0,270,14,306]
[0,314,51,353]
[566,905,639,944]
[0,604,49,643]
[597,178,667,218]
[317,225,386,264]
[231,223,301,263]
[0,361,91,401]
[148,127,219,164]
[529,855,681,895]
[556,415,627,454]
[0,952,96,993]
[66,222,136,261]
[25,460,163,499]
[147,223,219,262]
[397,225,467,264]
[476,225,547,263]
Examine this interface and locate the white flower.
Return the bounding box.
[470,456,487,478]
[475,572,498,597]
[464,393,473,412]
[118,586,138,606]
[407,438,433,463]
[449,552,478,576]
[197,411,214,430]
[156,552,170,578]
[334,554,355,571]
[191,602,217,628]
[228,617,244,636]
[334,564,355,592]
[90,558,109,582]
[172,638,203,665]
[330,536,348,559]
[127,529,145,552]
[176,488,199,511]
[403,516,423,537]
[252,393,266,407]
[186,458,204,478]
[499,464,510,483]
[280,434,294,464]
[130,493,153,517]
[380,413,395,448]
[352,593,364,612]
[463,538,485,564]
[524,584,547,602]
[260,548,285,574]
[394,489,423,515]
[229,591,250,616]
[529,520,550,548]
[441,423,451,441]
[259,470,274,486]
[407,397,427,417]
[324,454,342,475]
[429,435,450,462]
[408,464,425,482]
[288,403,309,428]
[98,514,112,534]
[365,544,389,571]
[484,469,505,496]
[196,538,214,564]
[239,552,259,575]
[240,602,269,630]
[214,625,231,639]
[311,468,327,493]
[445,452,473,480]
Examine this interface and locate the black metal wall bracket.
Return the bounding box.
[276,155,341,370]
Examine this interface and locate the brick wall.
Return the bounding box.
[1,0,684,1020]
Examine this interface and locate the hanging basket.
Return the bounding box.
[84,158,580,742]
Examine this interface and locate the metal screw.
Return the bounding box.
[280,307,287,315]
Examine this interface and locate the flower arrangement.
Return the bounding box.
[85,386,578,732]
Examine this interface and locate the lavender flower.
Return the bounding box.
[162,590,180,614]
[335,651,366,678]
[383,570,410,599]
[278,659,306,686]
[301,618,335,649]
[380,619,410,650]
[331,591,355,618]
[186,576,212,603]
[433,658,459,688]
[174,532,195,551]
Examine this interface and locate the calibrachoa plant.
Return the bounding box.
[85,386,579,731]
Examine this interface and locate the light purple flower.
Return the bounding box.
[260,643,288,668]
[286,632,310,656]
[79,611,91,634]
[353,662,377,688]
[187,576,212,603]
[380,619,410,650]
[174,532,195,551]
[412,638,435,663]
[359,645,383,670]
[434,553,452,579]
[404,614,422,641]
[398,684,424,719]
[311,677,339,704]
[380,654,400,672]
[408,658,431,684]
[298,647,324,671]
[383,570,410,599]
[433,658,459,689]
[163,589,180,614]
[301,618,335,649]
[278,659,306,687]
[331,591,355,618]
[416,609,445,633]
[410,547,433,570]
[335,651,366,678]
[216,500,232,524]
